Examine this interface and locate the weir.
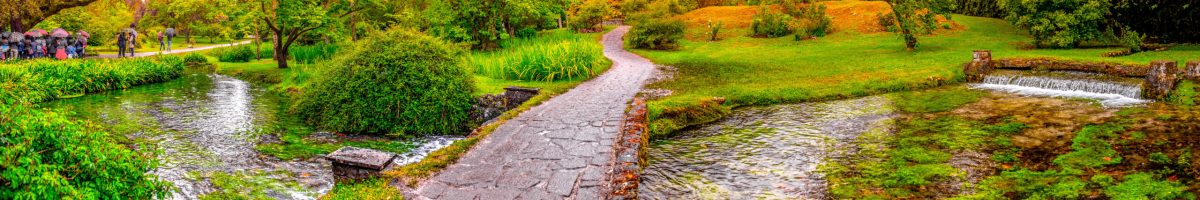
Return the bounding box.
[962,50,1198,107]
[972,72,1148,107]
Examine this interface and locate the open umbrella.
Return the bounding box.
[77,30,90,39]
[164,28,176,37]
[24,31,41,38]
[9,32,23,41]
[51,28,69,38]
[36,29,47,36]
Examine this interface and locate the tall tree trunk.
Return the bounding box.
[273,32,288,68]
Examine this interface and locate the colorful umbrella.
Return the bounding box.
[77,30,90,39]
[35,29,47,36]
[9,32,23,41]
[24,31,41,37]
[51,28,69,38]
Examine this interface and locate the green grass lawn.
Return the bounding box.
[633,15,1200,135]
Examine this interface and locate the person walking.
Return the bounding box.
[116,32,128,58]
[164,27,175,52]
[157,31,165,52]
[127,29,137,57]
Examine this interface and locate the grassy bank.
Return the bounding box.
[0,56,186,104]
[634,14,1200,136]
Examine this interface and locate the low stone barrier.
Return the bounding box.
[325,146,397,181]
[605,98,649,199]
[992,58,1148,77]
[469,86,540,124]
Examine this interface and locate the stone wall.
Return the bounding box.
[992,58,1148,77]
[469,87,541,124]
[325,146,398,182]
[605,98,649,199]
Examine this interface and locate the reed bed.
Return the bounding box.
[0,56,185,104]
[468,30,607,82]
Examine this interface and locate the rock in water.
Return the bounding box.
[1144,60,1179,100]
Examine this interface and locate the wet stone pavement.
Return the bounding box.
[410,26,655,199]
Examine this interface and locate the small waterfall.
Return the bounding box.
[972,74,1149,107]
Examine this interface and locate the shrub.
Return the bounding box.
[750,7,793,38]
[212,45,255,62]
[0,56,185,104]
[628,18,686,50]
[183,53,209,64]
[707,21,722,41]
[569,0,611,33]
[292,29,475,135]
[0,103,171,199]
[953,0,1005,18]
[469,30,607,81]
[793,4,832,38]
[999,0,1111,48]
[515,27,538,38]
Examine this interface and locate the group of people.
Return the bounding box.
[0,28,90,61]
[114,26,176,58]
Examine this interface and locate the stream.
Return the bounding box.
[38,73,458,200]
[639,96,896,199]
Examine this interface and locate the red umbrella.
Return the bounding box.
[35,29,47,36]
[24,31,41,37]
[52,28,69,38]
[77,30,90,39]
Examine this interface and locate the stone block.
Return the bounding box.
[963,50,993,82]
[326,146,397,181]
[1186,61,1200,81]
[1144,61,1179,100]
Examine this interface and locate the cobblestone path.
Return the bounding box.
[410,26,654,199]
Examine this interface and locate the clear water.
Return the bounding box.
[639,96,896,199]
[37,73,460,199]
[972,74,1148,107]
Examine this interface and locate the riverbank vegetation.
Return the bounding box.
[0,102,171,199]
[0,56,186,104]
[468,29,609,82]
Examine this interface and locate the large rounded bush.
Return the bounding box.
[293,29,475,135]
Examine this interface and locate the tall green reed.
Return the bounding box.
[468,30,607,82]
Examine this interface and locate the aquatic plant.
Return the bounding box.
[0,56,185,104]
[293,29,475,135]
[468,29,607,82]
[289,43,341,64]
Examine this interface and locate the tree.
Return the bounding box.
[568,0,610,32]
[0,0,98,31]
[883,0,953,50]
[257,0,334,68]
[999,0,1110,48]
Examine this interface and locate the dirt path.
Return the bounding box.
[91,40,253,58]
[409,26,655,199]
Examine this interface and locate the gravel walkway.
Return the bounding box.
[410,26,655,199]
